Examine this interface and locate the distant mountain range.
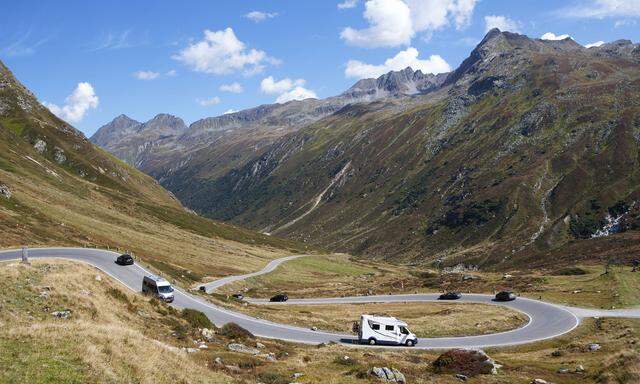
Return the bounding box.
[91,29,640,267]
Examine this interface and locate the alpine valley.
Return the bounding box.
[91,30,640,268]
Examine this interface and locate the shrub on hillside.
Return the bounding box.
[219,322,254,340]
[181,308,213,329]
[552,267,588,276]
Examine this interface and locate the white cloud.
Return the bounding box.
[345,47,451,79]
[219,82,244,93]
[260,76,306,94]
[196,96,221,106]
[276,87,318,103]
[338,0,359,9]
[44,82,99,124]
[557,0,640,18]
[540,32,571,41]
[484,15,521,33]
[341,0,478,48]
[245,11,278,22]
[173,28,272,75]
[165,69,177,76]
[260,76,317,103]
[133,70,160,80]
[585,40,605,48]
[614,19,637,28]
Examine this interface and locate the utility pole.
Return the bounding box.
[21,246,29,264]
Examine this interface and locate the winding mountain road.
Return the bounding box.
[1,247,638,349]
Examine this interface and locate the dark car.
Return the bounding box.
[199,285,207,292]
[438,291,462,300]
[495,291,516,302]
[270,293,288,302]
[115,254,134,266]
[232,293,244,300]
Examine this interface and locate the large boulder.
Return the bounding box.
[433,349,500,376]
[369,367,406,383]
[227,343,260,355]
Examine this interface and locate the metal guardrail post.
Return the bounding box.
[21,246,29,264]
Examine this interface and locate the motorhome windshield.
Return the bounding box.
[158,285,173,293]
[400,326,411,335]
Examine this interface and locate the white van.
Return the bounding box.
[142,275,174,303]
[358,315,418,346]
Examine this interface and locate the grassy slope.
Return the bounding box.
[0,60,310,284]
[0,260,236,384]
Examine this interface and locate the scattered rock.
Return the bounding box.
[262,352,277,362]
[369,367,406,383]
[531,379,553,384]
[183,347,198,353]
[201,328,215,342]
[455,373,468,381]
[575,365,585,373]
[52,310,71,319]
[311,326,318,331]
[53,147,66,164]
[292,372,304,379]
[557,368,569,374]
[227,343,260,355]
[433,349,501,376]
[256,342,266,349]
[33,139,46,153]
[214,357,223,366]
[551,350,562,357]
[39,291,50,299]
[588,343,601,351]
[94,275,102,282]
[0,184,11,199]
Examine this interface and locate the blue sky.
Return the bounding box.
[1,0,639,135]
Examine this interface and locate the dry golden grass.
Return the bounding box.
[241,302,528,337]
[0,260,236,384]
[2,260,638,384]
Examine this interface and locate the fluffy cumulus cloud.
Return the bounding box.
[557,0,640,18]
[585,40,605,48]
[338,0,359,9]
[44,82,98,123]
[260,76,317,103]
[245,11,278,22]
[196,96,221,106]
[341,0,477,48]
[219,82,244,93]
[173,28,272,75]
[345,47,451,79]
[540,32,572,40]
[133,70,160,80]
[484,15,521,32]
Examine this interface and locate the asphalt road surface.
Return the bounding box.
[1,247,637,349]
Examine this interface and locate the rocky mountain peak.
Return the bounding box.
[342,66,447,100]
[138,114,187,136]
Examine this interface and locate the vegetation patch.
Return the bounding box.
[181,308,214,329]
[219,322,255,340]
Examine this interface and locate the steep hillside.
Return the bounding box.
[177,30,640,266]
[0,59,307,283]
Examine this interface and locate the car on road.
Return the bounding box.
[269,293,288,302]
[115,254,134,266]
[495,291,516,302]
[358,314,418,346]
[232,293,244,300]
[199,285,207,292]
[142,275,174,303]
[438,291,462,300]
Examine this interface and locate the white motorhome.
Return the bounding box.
[357,315,418,346]
[142,275,174,303]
